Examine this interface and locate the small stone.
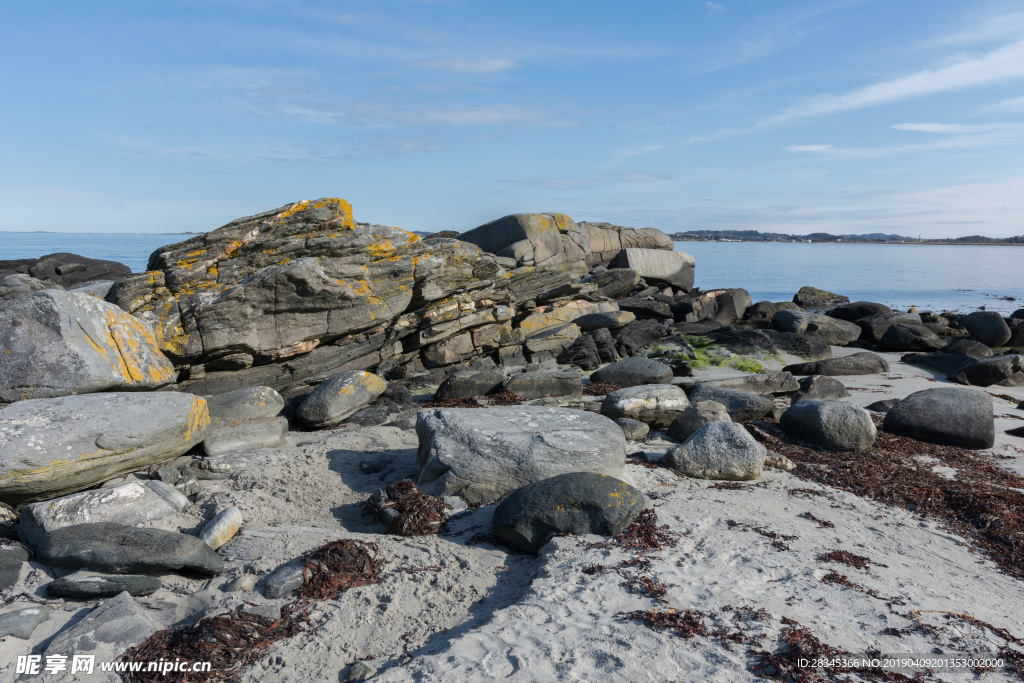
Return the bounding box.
[347,661,378,681]
[200,506,242,549]
[263,563,305,599]
[765,452,795,471]
[225,573,259,592]
[47,572,162,599]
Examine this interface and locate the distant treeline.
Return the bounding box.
[670,229,1024,244]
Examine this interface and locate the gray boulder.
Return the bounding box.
[855,312,922,344]
[827,301,893,321]
[963,311,1012,347]
[771,309,861,345]
[686,384,773,422]
[18,480,190,547]
[204,386,284,418]
[0,289,176,402]
[883,387,994,449]
[36,523,224,575]
[865,398,901,413]
[590,357,673,387]
[611,248,695,291]
[505,367,583,398]
[667,400,730,441]
[879,323,944,351]
[435,370,506,399]
[458,212,591,275]
[47,572,162,599]
[43,592,172,669]
[202,416,288,456]
[663,421,767,480]
[780,400,876,451]
[0,605,51,639]
[671,288,752,325]
[263,562,306,599]
[744,301,800,320]
[0,392,209,504]
[296,370,388,428]
[942,338,993,356]
[415,407,627,504]
[793,286,849,309]
[575,311,636,331]
[492,473,651,553]
[948,355,1024,387]
[783,352,889,376]
[579,221,674,267]
[614,417,649,440]
[0,251,130,289]
[791,375,849,404]
[601,384,690,428]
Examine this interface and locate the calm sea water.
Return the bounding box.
[1,232,1020,315]
[676,241,1024,315]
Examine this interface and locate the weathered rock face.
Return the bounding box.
[611,248,695,291]
[0,289,176,402]
[492,473,650,553]
[667,400,730,441]
[0,274,57,308]
[415,407,627,504]
[578,222,673,267]
[827,301,893,322]
[879,323,944,351]
[0,392,209,504]
[672,289,752,325]
[791,375,849,403]
[457,212,591,275]
[883,387,994,449]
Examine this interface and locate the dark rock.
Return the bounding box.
[0,545,29,591]
[492,473,650,553]
[263,563,306,599]
[744,301,800,320]
[346,404,392,427]
[793,286,849,309]
[673,320,725,335]
[579,221,674,267]
[783,352,889,376]
[435,370,506,399]
[0,252,131,288]
[764,330,832,360]
[780,400,876,451]
[949,355,1024,387]
[1006,319,1024,346]
[556,334,602,371]
[827,301,893,322]
[671,289,752,325]
[686,385,773,422]
[611,319,669,358]
[791,375,849,403]
[458,212,590,275]
[1007,425,1024,438]
[575,311,635,331]
[942,338,993,357]
[415,406,627,504]
[1012,309,1024,320]
[589,268,641,299]
[699,372,799,396]
[505,367,584,398]
[614,418,649,440]
[615,298,673,320]
[47,572,162,599]
[663,422,766,480]
[883,387,994,449]
[601,384,689,428]
[900,352,980,377]
[879,323,945,351]
[855,312,921,344]
[771,309,861,345]
[963,311,1012,347]
[591,328,622,364]
[590,357,673,387]
[865,398,901,413]
[36,523,224,576]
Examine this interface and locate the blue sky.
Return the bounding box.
[2,1,1024,237]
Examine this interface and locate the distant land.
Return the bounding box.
[669,229,1024,245]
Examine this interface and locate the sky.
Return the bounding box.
[2,1,1024,237]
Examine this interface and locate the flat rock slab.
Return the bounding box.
[686,385,773,422]
[36,523,224,576]
[0,392,209,505]
[492,472,651,553]
[612,248,694,291]
[415,406,627,504]
[0,289,176,402]
[0,544,29,590]
[505,367,583,398]
[783,352,889,376]
[883,387,994,449]
[18,480,189,547]
[664,421,766,480]
[435,370,505,400]
[202,416,288,457]
[0,604,50,639]
[204,385,284,418]
[601,384,689,428]
[590,357,673,387]
[297,370,388,428]
[575,311,636,331]
[700,372,799,396]
[47,571,162,599]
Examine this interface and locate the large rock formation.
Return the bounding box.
[456,213,591,276]
[0,252,131,289]
[0,289,176,402]
[577,221,673,266]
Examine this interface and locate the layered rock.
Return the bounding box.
[578,221,673,267]
[457,213,591,275]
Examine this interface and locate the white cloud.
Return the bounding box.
[785,144,834,153]
[763,40,1024,125]
[416,58,518,74]
[783,131,1014,159]
[981,95,1024,112]
[706,2,725,18]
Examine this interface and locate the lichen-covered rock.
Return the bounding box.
[204,386,284,418]
[200,506,242,549]
[415,407,627,504]
[601,384,689,428]
[492,473,651,553]
[296,370,388,428]
[0,289,176,402]
[0,392,209,504]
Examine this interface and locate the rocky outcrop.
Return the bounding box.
[0,252,131,289]
[611,248,695,291]
[672,289,752,325]
[0,392,209,504]
[415,407,626,504]
[457,213,591,275]
[578,222,673,267]
[0,289,176,402]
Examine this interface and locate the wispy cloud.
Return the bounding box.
[763,40,1024,125]
[783,129,1019,158]
[892,122,1014,133]
[924,7,1024,47]
[981,94,1024,112]
[416,58,518,74]
[706,2,725,18]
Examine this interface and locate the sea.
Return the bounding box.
[1,231,1020,315]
